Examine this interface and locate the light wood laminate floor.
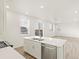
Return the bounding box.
[15,47,36,59]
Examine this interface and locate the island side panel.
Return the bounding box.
[57,46,64,59]
[64,39,79,59]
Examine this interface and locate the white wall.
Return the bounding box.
[55,22,79,38]
[4,10,28,48]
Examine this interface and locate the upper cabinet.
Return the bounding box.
[30,17,44,36]
[29,16,55,37]
[20,15,30,34]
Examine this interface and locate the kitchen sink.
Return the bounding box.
[32,38,44,41]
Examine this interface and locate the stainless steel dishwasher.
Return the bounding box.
[42,44,57,59]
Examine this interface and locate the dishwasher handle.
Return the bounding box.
[42,44,57,50]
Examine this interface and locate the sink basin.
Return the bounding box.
[32,38,44,41]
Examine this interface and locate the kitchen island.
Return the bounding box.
[24,36,67,59]
[52,36,79,59]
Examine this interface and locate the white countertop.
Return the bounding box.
[0,47,25,59]
[24,36,67,47]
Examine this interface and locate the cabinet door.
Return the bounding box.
[33,41,41,59]
[24,39,34,55]
[24,39,41,59]
[0,0,4,34]
[33,20,43,30]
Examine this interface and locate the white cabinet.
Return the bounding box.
[34,20,43,30]
[0,0,4,34]
[24,39,41,59]
[24,39,33,55]
[32,20,44,30]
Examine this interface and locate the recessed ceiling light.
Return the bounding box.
[6,5,10,8]
[40,5,44,8]
[74,10,78,14]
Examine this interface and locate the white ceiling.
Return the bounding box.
[6,0,79,22]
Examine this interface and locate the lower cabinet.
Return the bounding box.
[24,39,41,59]
[24,39,64,59]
